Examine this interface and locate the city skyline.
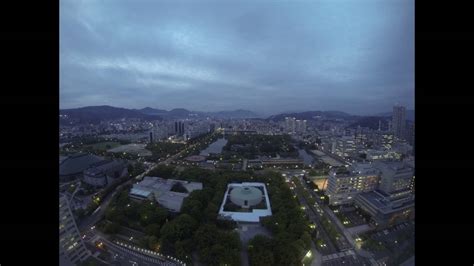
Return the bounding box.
[60,0,414,116]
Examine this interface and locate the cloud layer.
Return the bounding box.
[60,0,414,115]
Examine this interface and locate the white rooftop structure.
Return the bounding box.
[218,182,272,223]
[129,176,202,212]
[230,186,263,207]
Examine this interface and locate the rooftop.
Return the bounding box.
[218,182,272,223]
[357,190,414,214]
[60,153,104,176]
[130,176,203,212]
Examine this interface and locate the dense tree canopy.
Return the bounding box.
[101,166,311,265]
[146,141,185,161]
[222,134,297,158]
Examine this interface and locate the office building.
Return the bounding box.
[326,163,380,206]
[405,120,415,146]
[374,161,413,194]
[60,194,90,265]
[392,105,406,139]
[355,189,414,228]
[333,136,357,158]
[174,121,186,136]
[354,161,415,228]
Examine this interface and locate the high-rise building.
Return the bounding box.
[180,121,185,135]
[326,163,380,206]
[174,121,185,136]
[60,194,90,265]
[149,131,153,143]
[392,105,406,139]
[405,120,415,146]
[285,117,296,133]
[295,119,307,134]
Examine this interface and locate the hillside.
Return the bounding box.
[60,105,162,125]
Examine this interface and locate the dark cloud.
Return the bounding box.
[60,0,414,115]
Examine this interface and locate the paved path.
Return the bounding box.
[321,250,356,262]
[242,159,248,171]
[309,241,322,266]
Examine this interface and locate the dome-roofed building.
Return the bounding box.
[229,186,263,208]
[219,182,272,222]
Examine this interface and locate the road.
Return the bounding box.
[103,237,179,266]
[77,176,135,232]
[290,176,338,254]
[85,225,183,265]
[294,174,376,260]
[295,175,353,248]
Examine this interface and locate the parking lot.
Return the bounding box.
[359,221,414,263]
[342,210,367,227]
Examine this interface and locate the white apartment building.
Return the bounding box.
[326,163,380,206]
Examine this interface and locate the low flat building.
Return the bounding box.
[355,189,414,228]
[129,176,202,212]
[365,149,401,161]
[83,160,128,187]
[261,158,304,168]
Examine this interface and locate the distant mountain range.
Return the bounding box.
[60,105,414,126]
[60,105,260,124]
[60,106,162,125]
[266,110,354,121]
[136,107,260,119]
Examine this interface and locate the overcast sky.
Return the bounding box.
[60,0,414,116]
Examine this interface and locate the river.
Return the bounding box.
[298,148,315,166]
[200,138,228,156]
